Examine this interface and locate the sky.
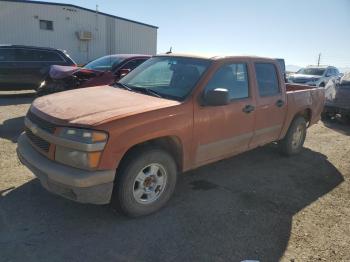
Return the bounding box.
[41,0,350,69]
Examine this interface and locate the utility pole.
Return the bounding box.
[317,53,321,66]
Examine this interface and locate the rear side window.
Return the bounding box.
[255,63,280,97]
[0,48,15,61]
[205,63,249,100]
[15,49,64,62]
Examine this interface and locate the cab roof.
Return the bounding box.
[156,52,278,62]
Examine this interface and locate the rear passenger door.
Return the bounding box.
[249,62,287,148]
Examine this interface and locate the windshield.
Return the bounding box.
[118,57,211,101]
[296,68,325,76]
[83,56,124,71]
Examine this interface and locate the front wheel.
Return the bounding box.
[111,148,177,217]
[280,116,307,156]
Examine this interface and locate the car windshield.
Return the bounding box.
[118,56,211,101]
[297,68,325,76]
[83,56,124,71]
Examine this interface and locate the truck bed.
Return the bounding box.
[278,83,325,140]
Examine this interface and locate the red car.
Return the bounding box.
[37,54,151,96]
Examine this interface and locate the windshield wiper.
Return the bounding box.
[113,82,132,91]
[142,88,162,98]
[113,83,163,98]
[128,86,163,98]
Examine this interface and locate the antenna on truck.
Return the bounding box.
[166,47,172,54]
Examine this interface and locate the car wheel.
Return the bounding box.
[280,116,307,156]
[319,82,325,87]
[111,148,177,217]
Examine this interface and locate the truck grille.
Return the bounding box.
[26,111,56,134]
[25,127,50,152]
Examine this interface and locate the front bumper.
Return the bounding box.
[17,133,115,204]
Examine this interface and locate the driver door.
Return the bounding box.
[193,61,256,166]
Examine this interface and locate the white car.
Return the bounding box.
[288,66,340,87]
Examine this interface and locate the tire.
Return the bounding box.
[319,82,325,87]
[111,148,177,217]
[280,116,307,156]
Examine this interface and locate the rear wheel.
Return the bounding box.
[111,148,177,217]
[280,116,307,156]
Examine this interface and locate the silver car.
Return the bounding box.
[288,66,340,87]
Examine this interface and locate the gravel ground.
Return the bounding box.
[0,91,349,262]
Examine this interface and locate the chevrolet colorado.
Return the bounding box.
[17,54,325,217]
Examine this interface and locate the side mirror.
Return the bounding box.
[118,68,131,79]
[203,88,230,106]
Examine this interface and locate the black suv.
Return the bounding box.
[0,45,76,90]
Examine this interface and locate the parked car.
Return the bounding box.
[288,65,340,87]
[17,54,325,217]
[0,45,76,90]
[36,54,151,96]
[323,72,350,120]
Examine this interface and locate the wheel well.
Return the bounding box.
[297,108,312,126]
[118,136,183,172]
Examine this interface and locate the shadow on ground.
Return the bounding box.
[0,145,343,262]
[322,117,350,136]
[0,116,25,142]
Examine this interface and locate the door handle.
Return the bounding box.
[242,104,255,113]
[276,99,285,107]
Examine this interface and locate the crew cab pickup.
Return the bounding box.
[17,54,325,217]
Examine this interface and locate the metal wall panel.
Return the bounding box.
[0,1,157,63]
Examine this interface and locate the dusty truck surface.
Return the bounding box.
[17,54,325,217]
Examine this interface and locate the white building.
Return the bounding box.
[0,0,158,64]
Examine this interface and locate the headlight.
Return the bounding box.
[55,128,108,169]
[59,127,108,143]
[310,78,320,82]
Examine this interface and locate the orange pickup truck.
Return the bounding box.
[17,54,325,217]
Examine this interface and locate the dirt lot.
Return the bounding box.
[0,91,349,262]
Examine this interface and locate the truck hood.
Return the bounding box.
[31,86,180,126]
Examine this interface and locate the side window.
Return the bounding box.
[15,49,63,62]
[255,63,280,97]
[15,49,35,61]
[120,59,147,71]
[39,20,53,30]
[205,63,249,100]
[37,50,64,62]
[0,48,15,61]
[328,69,335,76]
